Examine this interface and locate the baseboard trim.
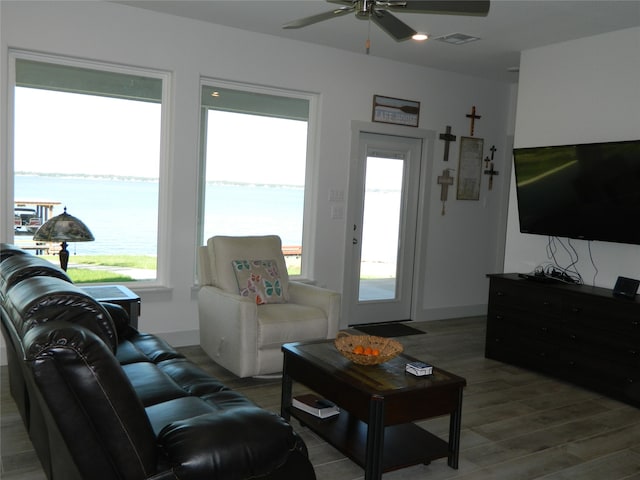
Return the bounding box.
[414,304,487,322]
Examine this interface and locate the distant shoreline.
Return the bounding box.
[15,172,303,189]
[16,171,158,182]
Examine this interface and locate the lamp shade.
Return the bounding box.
[33,207,94,243]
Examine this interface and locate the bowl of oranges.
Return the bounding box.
[334,332,403,365]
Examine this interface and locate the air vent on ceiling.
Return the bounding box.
[435,33,480,45]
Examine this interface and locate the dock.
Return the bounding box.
[282,245,302,257]
[14,200,62,254]
[14,200,60,223]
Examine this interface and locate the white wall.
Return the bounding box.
[504,27,640,288]
[1,1,514,363]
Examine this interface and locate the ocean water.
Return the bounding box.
[14,175,304,255]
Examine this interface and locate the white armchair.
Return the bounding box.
[197,235,341,378]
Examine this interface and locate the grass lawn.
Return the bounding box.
[67,270,136,283]
[40,254,156,284]
[39,254,306,283]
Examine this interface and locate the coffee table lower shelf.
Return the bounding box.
[291,408,449,472]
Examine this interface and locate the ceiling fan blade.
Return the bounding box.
[399,0,490,16]
[370,10,417,41]
[283,6,354,29]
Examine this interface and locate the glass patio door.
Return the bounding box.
[347,132,422,325]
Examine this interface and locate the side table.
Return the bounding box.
[81,285,141,329]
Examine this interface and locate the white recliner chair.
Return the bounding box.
[197,235,341,378]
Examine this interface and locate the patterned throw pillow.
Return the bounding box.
[232,259,285,305]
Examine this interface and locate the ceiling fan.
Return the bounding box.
[283,0,490,42]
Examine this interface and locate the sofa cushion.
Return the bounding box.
[145,397,218,435]
[232,259,286,305]
[3,276,118,353]
[0,253,71,298]
[145,390,256,435]
[157,407,303,480]
[1,243,28,262]
[154,357,228,397]
[117,331,184,365]
[122,356,242,409]
[122,362,189,407]
[257,303,328,349]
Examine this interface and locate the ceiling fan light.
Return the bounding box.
[412,33,428,41]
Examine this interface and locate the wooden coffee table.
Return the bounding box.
[281,340,466,480]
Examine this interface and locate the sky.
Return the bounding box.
[14,88,161,178]
[14,87,307,186]
[206,110,306,186]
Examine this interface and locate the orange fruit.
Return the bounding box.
[363,347,373,356]
[353,345,364,354]
[371,349,380,356]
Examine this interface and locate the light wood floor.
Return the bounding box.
[2,316,640,479]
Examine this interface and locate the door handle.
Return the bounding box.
[353,238,358,245]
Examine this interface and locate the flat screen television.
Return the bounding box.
[513,139,640,245]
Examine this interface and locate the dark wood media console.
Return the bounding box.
[485,274,640,407]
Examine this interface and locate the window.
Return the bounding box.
[199,83,312,275]
[12,54,167,283]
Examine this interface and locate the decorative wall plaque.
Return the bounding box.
[456,136,484,200]
[372,95,420,127]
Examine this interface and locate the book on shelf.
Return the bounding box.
[292,394,340,419]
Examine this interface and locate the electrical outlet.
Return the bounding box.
[331,205,344,219]
[329,189,344,202]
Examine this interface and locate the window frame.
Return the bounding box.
[6,49,172,288]
[197,78,319,280]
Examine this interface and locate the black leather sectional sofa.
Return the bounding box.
[0,244,315,480]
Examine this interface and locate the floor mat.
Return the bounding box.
[353,322,425,338]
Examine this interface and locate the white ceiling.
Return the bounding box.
[117,0,640,82]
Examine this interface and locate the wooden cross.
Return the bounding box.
[484,162,499,190]
[484,155,491,169]
[466,105,481,136]
[438,125,457,162]
[437,168,455,215]
[490,144,497,160]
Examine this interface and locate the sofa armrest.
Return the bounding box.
[157,408,313,480]
[288,282,341,338]
[101,302,137,339]
[197,285,260,377]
